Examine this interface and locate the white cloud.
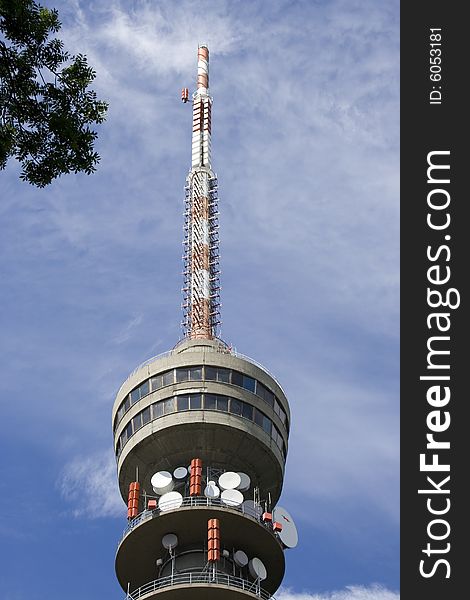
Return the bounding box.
[277,585,399,600]
[59,450,123,519]
[113,313,144,345]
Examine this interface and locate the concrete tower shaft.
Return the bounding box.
[113,46,297,600]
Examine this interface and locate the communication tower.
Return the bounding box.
[113,45,297,600]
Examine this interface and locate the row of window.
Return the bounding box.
[115,365,288,432]
[115,393,286,458]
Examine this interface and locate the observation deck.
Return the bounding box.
[112,338,290,505]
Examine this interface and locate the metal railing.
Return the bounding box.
[127,571,274,599]
[122,495,280,543]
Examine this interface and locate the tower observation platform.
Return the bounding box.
[113,46,297,600]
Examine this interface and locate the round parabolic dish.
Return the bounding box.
[158,491,183,512]
[204,483,220,499]
[218,471,241,491]
[242,500,262,518]
[237,472,251,492]
[233,550,249,567]
[162,533,178,549]
[173,466,188,480]
[151,471,174,495]
[272,505,298,548]
[221,489,244,507]
[249,557,267,581]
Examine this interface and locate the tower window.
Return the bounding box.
[152,401,163,418]
[204,394,217,410]
[189,394,202,409]
[189,366,202,380]
[231,371,243,387]
[177,395,190,411]
[216,396,228,411]
[142,406,151,425]
[257,381,275,407]
[242,375,256,393]
[242,402,253,421]
[162,370,174,386]
[163,397,175,414]
[230,398,242,415]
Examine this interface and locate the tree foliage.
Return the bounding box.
[0,0,108,187]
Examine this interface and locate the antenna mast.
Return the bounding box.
[182,45,220,339]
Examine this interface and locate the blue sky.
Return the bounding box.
[0,1,399,599]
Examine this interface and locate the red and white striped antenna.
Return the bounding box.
[182,45,220,339]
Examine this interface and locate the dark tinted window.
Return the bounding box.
[176,368,189,382]
[162,371,174,386]
[153,402,163,418]
[189,367,202,380]
[163,397,175,414]
[125,422,133,439]
[117,405,125,423]
[242,375,256,393]
[142,406,151,425]
[242,402,253,420]
[140,380,149,397]
[132,413,142,431]
[254,408,264,428]
[217,368,230,383]
[258,382,274,406]
[262,414,272,435]
[177,395,189,411]
[216,396,229,412]
[124,396,130,412]
[205,394,217,410]
[274,400,288,427]
[130,389,140,404]
[230,398,242,415]
[231,371,243,387]
[151,374,163,390]
[205,366,217,380]
[190,394,202,409]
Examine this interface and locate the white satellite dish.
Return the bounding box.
[272,506,298,548]
[221,489,244,507]
[236,472,251,492]
[233,550,248,567]
[162,533,178,550]
[173,466,188,480]
[204,482,220,499]
[242,500,262,518]
[158,491,183,512]
[218,471,241,491]
[248,557,267,581]
[151,471,174,495]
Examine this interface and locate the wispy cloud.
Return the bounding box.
[277,585,399,600]
[112,313,143,345]
[59,450,123,519]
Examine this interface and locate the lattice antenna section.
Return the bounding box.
[181,45,221,340]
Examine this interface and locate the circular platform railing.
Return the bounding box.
[122,495,280,543]
[126,570,275,600]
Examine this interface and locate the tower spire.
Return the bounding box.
[182,45,220,340]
